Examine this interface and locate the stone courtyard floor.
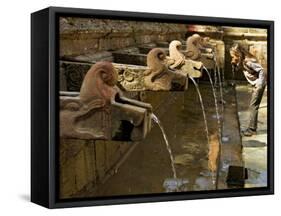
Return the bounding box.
[235,83,268,188]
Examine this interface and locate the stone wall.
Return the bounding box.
[60,17,187,58]
[60,138,134,198]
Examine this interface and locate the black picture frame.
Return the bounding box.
[31,6,274,208]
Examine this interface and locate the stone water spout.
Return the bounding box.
[185,34,214,61]
[60,61,152,141]
[186,34,225,103]
[143,48,187,91]
[167,40,203,78]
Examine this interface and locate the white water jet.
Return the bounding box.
[188,76,210,147]
[151,113,177,179]
[203,66,223,189]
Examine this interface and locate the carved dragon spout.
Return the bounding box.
[167,40,203,78]
[185,34,214,60]
[60,61,152,141]
[143,48,187,91]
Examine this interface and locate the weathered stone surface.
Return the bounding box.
[223,26,267,40]
[94,140,107,182]
[174,153,195,166]
[186,25,224,39]
[62,51,113,63]
[60,61,91,91]
[141,91,171,111]
[60,17,187,57]
[60,38,100,57]
[60,138,141,199]
[138,46,168,54]
[99,37,135,51]
[113,52,147,66]
[223,27,250,34]
[60,139,97,199]
[105,141,123,172]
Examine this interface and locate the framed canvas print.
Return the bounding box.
[31,6,274,208]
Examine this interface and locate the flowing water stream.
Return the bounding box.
[203,66,220,128]
[188,76,210,147]
[203,66,222,187]
[217,65,225,110]
[151,113,177,179]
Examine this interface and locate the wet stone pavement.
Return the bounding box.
[216,84,244,190]
[235,83,268,188]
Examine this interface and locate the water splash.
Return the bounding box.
[163,178,189,192]
[188,76,210,147]
[151,113,177,179]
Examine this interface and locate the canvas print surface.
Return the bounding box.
[58,17,268,199]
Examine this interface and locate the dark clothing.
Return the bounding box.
[242,58,266,131]
[248,84,266,130]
